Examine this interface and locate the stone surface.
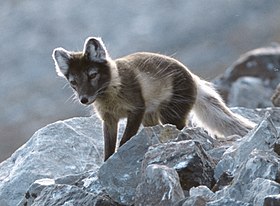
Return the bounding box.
[142,140,216,190]
[243,178,280,205]
[215,112,279,180]
[228,76,273,108]
[271,83,280,107]
[232,107,280,127]
[215,150,280,202]
[213,45,280,105]
[98,126,163,205]
[264,194,280,206]
[28,184,98,206]
[1,107,280,205]
[134,164,185,206]
[18,171,116,206]
[189,186,215,200]
[178,127,220,151]
[207,198,251,206]
[18,178,55,206]
[0,116,103,206]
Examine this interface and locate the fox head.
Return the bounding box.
[52,37,112,105]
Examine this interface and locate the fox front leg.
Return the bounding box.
[119,109,145,146]
[103,116,118,161]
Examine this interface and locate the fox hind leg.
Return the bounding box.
[159,100,191,130]
[142,112,160,127]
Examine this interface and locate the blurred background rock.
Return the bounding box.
[1,0,280,162]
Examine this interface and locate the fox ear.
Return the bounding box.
[52,48,71,77]
[83,37,109,63]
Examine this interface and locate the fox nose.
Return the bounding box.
[80,97,89,104]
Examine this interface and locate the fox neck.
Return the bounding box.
[97,60,121,101]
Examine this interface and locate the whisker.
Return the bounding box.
[65,93,76,104]
[62,82,70,89]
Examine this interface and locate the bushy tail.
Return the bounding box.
[192,76,255,137]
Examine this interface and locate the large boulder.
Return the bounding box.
[0,116,104,206]
[213,45,280,107]
[98,125,178,205]
[272,83,280,107]
[134,164,185,206]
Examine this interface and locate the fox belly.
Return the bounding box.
[137,72,173,113]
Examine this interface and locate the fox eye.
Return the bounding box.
[70,80,77,86]
[89,72,98,79]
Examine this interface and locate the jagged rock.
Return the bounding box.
[215,150,280,203]
[179,196,207,206]
[98,126,163,205]
[178,127,220,151]
[264,194,280,206]
[178,185,250,206]
[228,76,273,108]
[17,172,117,206]
[142,140,216,190]
[175,127,227,163]
[207,198,251,206]
[243,178,280,205]
[177,185,214,205]
[18,178,55,206]
[232,107,280,127]
[0,116,104,206]
[1,107,280,206]
[27,184,98,206]
[215,112,279,180]
[211,171,233,192]
[271,83,280,107]
[80,171,104,195]
[213,45,280,105]
[134,164,185,206]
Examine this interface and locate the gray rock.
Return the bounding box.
[180,196,208,206]
[178,186,215,206]
[213,45,280,104]
[98,126,164,205]
[244,178,280,205]
[207,198,251,206]
[264,194,280,206]
[231,107,280,127]
[211,171,234,192]
[189,185,215,200]
[29,184,98,206]
[228,77,273,108]
[271,83,280,107]
[80,171,104,195]
[0,116,103,206]
[176,127,226,162]
[236,150,279,186]
[18,178,55,206]
[2,106,280,206]
[142,140,216,190]
[215,150,280,202]
[179,127,220,151]
[215,112,279,180]
[134,164,185,206]
[180,192,251,206]
[18,171,114,206]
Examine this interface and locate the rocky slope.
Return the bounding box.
[0,108,280,206]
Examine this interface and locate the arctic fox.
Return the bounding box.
[52,37,255,160]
